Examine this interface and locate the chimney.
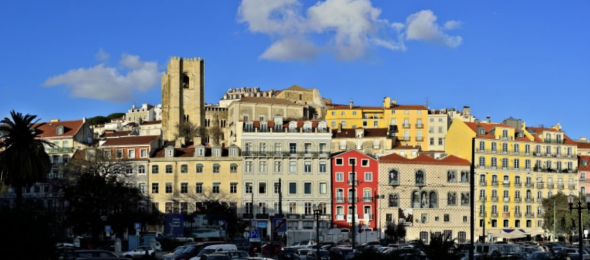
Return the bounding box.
[338,123,342,133]
[463,106,470,115]
[383,97,391,108]
[487,115,491,123]
[349,99,353,109]
[50,119,60,122]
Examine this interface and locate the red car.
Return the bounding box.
[262,243,283,256]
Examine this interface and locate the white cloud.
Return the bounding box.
[95,48,110,61]
[238,0,463,61]
[44,54,160,103]
[406,10,463,48]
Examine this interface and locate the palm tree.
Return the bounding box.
[0,110,53,205]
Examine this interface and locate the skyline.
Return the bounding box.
[1,0,589,138]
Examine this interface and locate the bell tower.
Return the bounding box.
[161,57,205,142]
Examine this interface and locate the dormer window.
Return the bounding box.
[583,160,588,166]
[502,130,508,138]
[165,145,175,158]
[56,125,64,135]
[546,133,551,142]
[288,121,298,132]
[303,121,312,133]
[477,127,485,135]
[317,121,327,133]
[245,122,254,132]
[556,134,562,144]
[195,145,205,157]
[229,146,239,157]
[259,122,268,132]
[212,147,221,157]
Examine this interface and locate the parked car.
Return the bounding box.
[163,246,187,260]
[200,254,231,260]
[279,247,298,260]
[293,249,312,260]
[192,228,221,239]
[120,246,156,259]
[60,250,118,260]
[526,252,552,259]
[175,242,227,260]
[329,246,353,260]
[306,250,329,260]
[232,238,251,251]
[262,242,283,256]
[292,240,315,248]
[562,249,590,260]
[215,250,251,260]
[190,244,239,260]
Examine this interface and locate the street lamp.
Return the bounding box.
[313,204,322,260]
[568,194,590,260]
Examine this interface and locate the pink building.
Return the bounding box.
[579,155,590,195]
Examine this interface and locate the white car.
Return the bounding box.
[120,245,156,259]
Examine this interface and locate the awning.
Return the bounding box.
[196,163,204,167]
[230,163,238,167]
[212,163,220,167]
[501,229,528,239]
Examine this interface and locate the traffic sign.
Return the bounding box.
[134,223,141,230]
[258,221,267,228]
[252,220,257,227]
[249,229,260,242]
[244,232,249,239]
[273,218,287,233]
[105,225,112,233]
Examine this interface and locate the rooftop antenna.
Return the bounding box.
[425,97,430,108]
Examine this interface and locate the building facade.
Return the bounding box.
[427,110,451,152]
[239,117,332,237]
[126,103,161,124]
[330,128,392,156]
[378,154,472,243]
[446,118,578,241]
[579,155,590,195]
[331,150,379,231]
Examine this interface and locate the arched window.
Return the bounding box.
[479,157,486,167]
[479,141,485,151]
[515,176,521,184]
[546,145,551,155]
[412,191,420,208]
[502,158,508,168]
[479,189,486,200]
[416,170,425,185]
[429,192,438,208]
[479,174,486,184]
[183,74,190,88]
[526,190,532,199]
[491,142,497,152]
[491,157,497,168]
[389,170,399,185]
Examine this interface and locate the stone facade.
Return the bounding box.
[378,154,472,243]
[162,57,205,142]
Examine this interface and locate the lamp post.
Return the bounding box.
[313,205,322,260]
[568,194,590,260]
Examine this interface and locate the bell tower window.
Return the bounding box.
[183,74,190,89]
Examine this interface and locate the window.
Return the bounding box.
[212,183,220,193]
[389,194,398,207]
[165,183,172,194]
[479,141,485,151]
[444,214,450,222]
[447,170,456,182]
[230,183,237,194]
[196,164,203,173]
[438,138,443,145]
[304,161,311,173]
[448,192,457,205]
[335,158,343,165]
[430,138,434,145]
[258,202,267,214]
[319,183,327,194]
[274,161,282,172]
[128,149,135,158]
[365,172,372,181]
[152,165,159,174]
[245,202,252,214]
[336,172,344,181]
[245,161,253,172]
[514,159,520,169]
[181,164,188,174]
[304,202,312,215]
[289,183,297,194]
[140,149,147,158]
[416,170,425,185]
[289,143,297,154]
[461,193,469,205]
[181,183,188,194]
[331,111,335,116]
[213,164,220,173]
[196,183,203,193]
[259,161,266,173]
[479,157,485,167]
[259,182,266,194]
[289,202,297,213]
[230,164,237,173]
[151,183,159,194]
[491,142,497,152]
[319,162,326,173]
[137,165,145,174]
[116,150,123,159]
[166,165,173,173]
[289,161,297,172]
[304,183,312,194]
[349,158,356,165]
[502,143,508,153]
[525,160,531,170]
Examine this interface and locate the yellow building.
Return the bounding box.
[446,117,578,241]
[326,97,429,150]
[148,144,241,214]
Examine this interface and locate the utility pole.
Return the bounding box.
[279,178,283,216]
[554,200,556,242]
[351,161,356,249]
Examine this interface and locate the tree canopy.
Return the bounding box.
[87,112,125,125]
[542,192,590,238]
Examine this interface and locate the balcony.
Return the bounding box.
[479,197,486,202]
[415,124,424,129]
[348,180,359,186]
[525,197,534,202]
[400,136,411,141]
[491,212,498,217]
[491,196,498,202]
[363,197,373,203]
[335,197,345,203]
[335,214,345,221]
[479,212,486,217]
[389,179,400,186]
[256,213,270,219]
[46,147,73,153]
[538,213,544,218]
[347,197,359,203]
[514,212,521,217]
[402,124,411,129]
[558,184,564,189]
[537,198,544,203]
[537,182,544,189]
[287,214,301,219]
[514,182,522,188]
[479,181,487,186]
[569,185,576,190]
[415,136,424,142]
[503,197,510,202]
[503,181,510,187]
[525,213,534,218]
[525,182,534,188]
[547,184,554,189]
[544,139,565,144]
[491,181,499,187]
[514,197,521,202]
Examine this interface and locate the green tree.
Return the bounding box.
[396,222,407,242]
[417,232,463,260]
[107,112,125,121]
[87,116,109,125]
[384,222,398,241]
[542,192,590,240]
[0,110,53,204]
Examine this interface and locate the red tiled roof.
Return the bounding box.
[464,122,514,139]
[34,119,85,138]
[526,126,561,133]
[576,142,590,149]
[151,146,231,158]
[331,128,388,138]
[579,155,590,171]
[101,135,159,146]
[392,145,421,150]
[391,105,428,110]
[102,131,132,138]
[141,120,161,125]
[380,153,471,166]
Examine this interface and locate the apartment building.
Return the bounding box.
[579,155,590,195]
[378,153,471,243]
[427,110,451,152]
[126,103,162,124]
[446,117,578,241]
[331,150,379,231]
[330,127,392,156]
[239,116,332,237]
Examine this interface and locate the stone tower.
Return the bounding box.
[161,57,205,142]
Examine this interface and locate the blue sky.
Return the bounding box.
[1,1,589,138]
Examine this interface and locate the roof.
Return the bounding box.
[526,127,576,145]
[379,153,471,166]
[102,131,132,138]
[576,142,590,149]
[331,150,377,161]
[238,97,304,106]
[464,122,514,139]
[284,85,312,92]
[526,126,561,133]
[243,120,327,129]
[331,128,388,138]
[391,105,428,110]
[101,135,159,146]
[151,146,232,158]
[34,119,85,138]
[330,105,384,110]
[580,155,590,171]
[141,120,161,125]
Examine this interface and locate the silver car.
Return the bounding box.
[162,246,187,260]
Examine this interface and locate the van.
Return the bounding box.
[189,244,238,260]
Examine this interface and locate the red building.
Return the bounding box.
[331,150,379,231]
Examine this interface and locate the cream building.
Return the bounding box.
[330,127,393,156]
[161,57,206,142]
[427,110,451,152]
[148,145,241,214]
[239,116,332,237]
[126,103,162,124]
[378,153,472,243]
